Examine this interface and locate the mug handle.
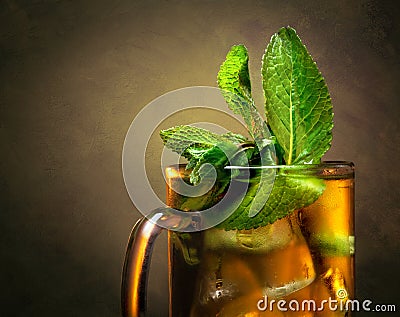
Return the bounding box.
[121,208,201,316]
[121,212,164,317]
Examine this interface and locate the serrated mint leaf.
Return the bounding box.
[262,26,333,165]
[218,44,277,218]
[160,125,245,158]
[160,125,248,185]
[219,171,325,230]
[217,45,252,101]
[218,45,272,143]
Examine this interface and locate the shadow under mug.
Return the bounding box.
[121,162,354,317]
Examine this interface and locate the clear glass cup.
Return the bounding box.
[121,161,354,317]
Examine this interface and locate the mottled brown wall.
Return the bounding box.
[1,0,399,316]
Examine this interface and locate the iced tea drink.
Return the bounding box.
[167,162,354,317]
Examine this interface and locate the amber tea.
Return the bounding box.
[167,163,354,317]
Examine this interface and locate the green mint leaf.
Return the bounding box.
[262,26,333,165]
[160,125,245,157]
[160,125,247,159]
[219,171,325,230]
[218,44,277,218]
[217,45,271,142]
[160,125,248,185]
[217,45,252,102]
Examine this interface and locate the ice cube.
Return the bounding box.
[198,214,316,303]
[203,215,301,254]
[190,251,260,315]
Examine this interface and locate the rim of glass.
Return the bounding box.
[224,160,354,169]
[226,161,354,178]
[166,161,354,178]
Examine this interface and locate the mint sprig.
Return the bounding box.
[160,27,333,230]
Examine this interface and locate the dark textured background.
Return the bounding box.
[1,0,400,316]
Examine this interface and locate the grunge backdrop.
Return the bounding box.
[1,1,399,316]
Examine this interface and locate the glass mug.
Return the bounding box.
[121,162,354,316]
